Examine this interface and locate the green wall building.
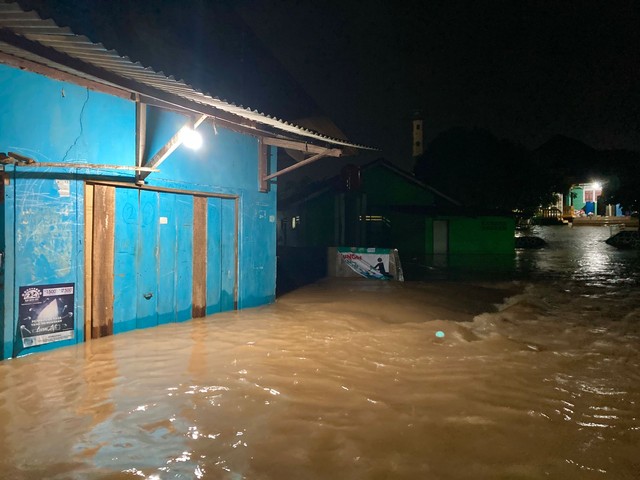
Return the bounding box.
[279,160,515,276]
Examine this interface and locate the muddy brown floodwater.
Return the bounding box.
[1,267,639,479]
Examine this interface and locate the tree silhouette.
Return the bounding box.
[414,127,555,215]
[597,149,640,213]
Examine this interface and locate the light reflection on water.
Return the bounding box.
[0,226,639,479]
[517,225,640,285]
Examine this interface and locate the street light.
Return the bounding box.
[180,127,203,150]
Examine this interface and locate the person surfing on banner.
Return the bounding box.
[373,257,393,278]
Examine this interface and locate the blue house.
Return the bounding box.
[0,2,367,359]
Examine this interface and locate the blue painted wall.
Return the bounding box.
[0,65,134,167]
[0,179,5,354]
[140,105,277,311]
[0,64,277,359]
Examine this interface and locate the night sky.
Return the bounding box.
[237,0,640,170]
[18,0,640,174]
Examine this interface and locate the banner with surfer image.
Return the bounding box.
[337,247,393,280]
[18,283,75,348]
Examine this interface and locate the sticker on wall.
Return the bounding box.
[18,283,75,348]
[54,179,70,197]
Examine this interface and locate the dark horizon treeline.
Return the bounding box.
[413,127,640,215]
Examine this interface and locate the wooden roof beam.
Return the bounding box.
[264,148,341,181]
[262,136,343,157]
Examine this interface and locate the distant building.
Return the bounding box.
[532,135,630,220]
[565,182,624,217]
[278,159,515,279]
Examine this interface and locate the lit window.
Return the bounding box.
[291,216,300,229]
[359,215,391,227]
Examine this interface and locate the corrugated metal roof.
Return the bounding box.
[0,1,374,151]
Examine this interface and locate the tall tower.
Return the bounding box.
[412,112,423,158]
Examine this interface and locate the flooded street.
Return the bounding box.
[1,226,640,479]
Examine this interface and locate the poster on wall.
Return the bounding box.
[337,247,393,280]
[18,283,75,348]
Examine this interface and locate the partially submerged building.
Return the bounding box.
[278,159,515,281]
[0,2,368,359]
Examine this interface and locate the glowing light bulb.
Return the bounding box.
[180,127,203,150]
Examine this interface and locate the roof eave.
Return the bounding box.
[0,1,375,151]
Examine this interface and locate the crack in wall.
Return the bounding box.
[61,88,90,163]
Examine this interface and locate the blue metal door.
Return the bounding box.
[205,197,237,313]
[0,177,4,354]
[113,187,138,334]
[174,194,194,322]
[136,190,159,329]
[157,192,178,324]
[110,187,236,333]
[220,199,237,311]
